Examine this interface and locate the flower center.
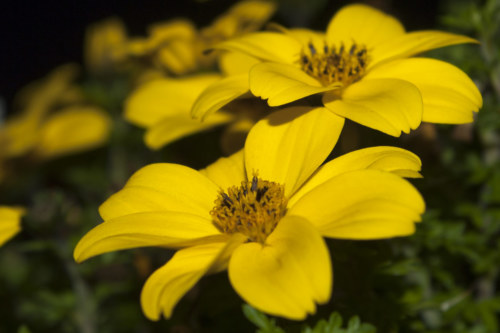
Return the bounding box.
[299,41,368,87]
[210,176,288,243]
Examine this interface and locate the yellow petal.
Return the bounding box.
[323,78,422,136]
[365,58,482,123]
[209,0,276,36]
[218,51,261,76]
[155,40,198,75]
[215,32,302,64]
[371,31,478,68]
[228,216,331,320]
[147,19,197,49]
[125,74,221,127]
[36,106,111,159]
[249,62,340,106]
[141,234,246,320]
[126,38,150,56]
[200,150,245,190]
[326,4,405,49]
[289,146,422,207]
[245,107,344,197]
[145,112,234,150]
[99,163,219,221]
[288,169,425,239]
[191,74,249,120]
[0,113,40,158]
[73,211,225,263]
[14,63,80,117]
[0,206,24,246]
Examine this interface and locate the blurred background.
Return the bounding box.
[1,0,499,332]
[0,0,440,108]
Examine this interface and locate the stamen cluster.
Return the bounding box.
[210,176,287,243]
[299,41,368,87]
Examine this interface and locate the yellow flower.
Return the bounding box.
[0,65,111,166]
[0,206,24,247]
[127,19,199,75]
[84,17,128,74]
[203,4,482,136]
[125,52,264,153]
[126,0,275,75]
[74,106,425,320]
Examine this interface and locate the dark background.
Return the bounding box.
[0,0,440,110]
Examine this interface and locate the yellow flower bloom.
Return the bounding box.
[0,206,24,247]
[74,106,425,320]
[84,17,128,74]
[205,4,482,136]
[125,52,265,153]
[126,0,275,75]
[128,19,199,75]
[0,65,112,167]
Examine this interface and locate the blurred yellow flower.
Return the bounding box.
[85,17,128,74]
[126,0,275,75]
[208,4,482,136]
[126,52,265,153]
[0,206,24,247]
[75,106,424,320]
[0,65,112,172]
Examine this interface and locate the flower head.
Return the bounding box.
[74,106,424,320]
[201,4,482,136]
[126,0,275,75]
[84,17,128,74]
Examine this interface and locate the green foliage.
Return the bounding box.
[243,305,376,333]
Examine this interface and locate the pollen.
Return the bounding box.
[210,175,288,244]
[299,41,369,87]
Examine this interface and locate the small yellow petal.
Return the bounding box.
[14,63,80,117]
[249,62,340,106]
[36,106,111,159]
[73,211,224,263]
[191,74,250,120]
[141,235,245,320]
[147,19,197,50]
[0,114,40,158]
[99,163,219,221]
[145,112,234,150]
[210,0,276,36]
[323,78,423,136]
[245,107,344,197]
[326,4,405,50]
[215,32,302,64]
[200,150,245,190]
[289,146,422,207]
[288,169,425,239]
[155,40,198,75]
[0,206,24,246]
[229,216,331,320]
[365,58,482,124]
[125,74,221,127]
[370,31,478,68]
